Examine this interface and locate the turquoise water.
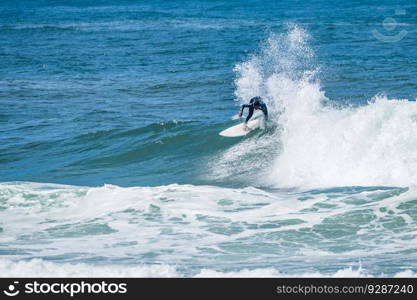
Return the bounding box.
[1,0,417,277]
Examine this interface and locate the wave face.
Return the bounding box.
[1,182,417,277]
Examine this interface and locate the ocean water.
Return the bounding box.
[1,0,417,277]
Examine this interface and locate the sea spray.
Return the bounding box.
[229,25,417,188]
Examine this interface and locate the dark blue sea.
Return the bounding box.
[1,0,417,277]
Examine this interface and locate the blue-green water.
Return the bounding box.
[1,0,417,277]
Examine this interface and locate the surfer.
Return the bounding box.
[239,96,268,129]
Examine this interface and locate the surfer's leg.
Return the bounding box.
[260,116,266,129]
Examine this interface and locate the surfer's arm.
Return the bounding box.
[239,104,251,118]
[245,106,254,123]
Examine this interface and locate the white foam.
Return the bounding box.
[272,94,417,188]
[1,259,415,278]
[0,259,179,277]
[196,267,371,278]
[394,270,417,278]
[196,267,283,277]
[1,182,417,278]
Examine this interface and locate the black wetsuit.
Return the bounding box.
[240,97,268,123]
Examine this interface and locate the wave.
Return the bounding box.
[0,259,179,277]
[1,182,416,276]
[273,94,417,188]
[213,24,417,189]
[0,259,415,278]
[61,120,232,171]
[1,119,240,185]
[197,266,417,278]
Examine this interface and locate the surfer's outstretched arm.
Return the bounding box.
[239,104,254,123]
[239,104,251,116]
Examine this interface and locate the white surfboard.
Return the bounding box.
[219,119,260,137]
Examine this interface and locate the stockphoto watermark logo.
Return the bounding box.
[2,280,127,297]
[372,9,408,42]
[3,281,20,297]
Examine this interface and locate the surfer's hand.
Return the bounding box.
[238,112,243,118]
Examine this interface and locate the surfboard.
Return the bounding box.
[219,119,260,137]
